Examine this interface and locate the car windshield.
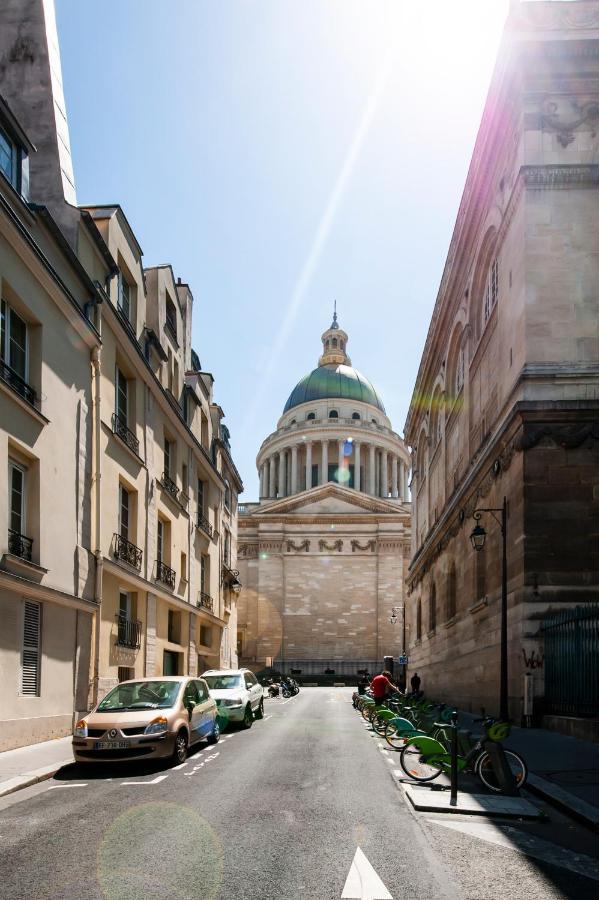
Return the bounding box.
[96,680,182,711]
[203,675,243,690]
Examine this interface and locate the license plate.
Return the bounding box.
[95,741,127,750]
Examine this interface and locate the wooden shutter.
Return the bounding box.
[21,600,41,695]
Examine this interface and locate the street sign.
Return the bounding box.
[398,655,408,666]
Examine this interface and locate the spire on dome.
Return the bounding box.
[319,307,351,367]
[331,300,339,329]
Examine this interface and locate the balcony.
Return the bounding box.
[161,472,179,501]
[1,360,36,407]
[196,513,214,540]
[111,413,140,457]
[8,529,33,562]
[156,559,176,589]
[197,591,214,613]
[115,614,142,649]
[113,533,143,570]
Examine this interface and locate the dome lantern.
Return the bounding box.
[319,302,351,367]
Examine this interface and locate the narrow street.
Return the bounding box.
[1,689,598,900]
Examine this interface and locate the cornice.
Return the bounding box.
[241,482,410,517]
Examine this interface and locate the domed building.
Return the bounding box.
[236,312,412,680]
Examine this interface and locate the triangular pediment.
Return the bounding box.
[248,483,406,517]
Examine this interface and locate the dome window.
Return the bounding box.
[372,418,378,424]
[332,338,338,348]
[290,419,296,425]
[306,412,316,420]
[329,409,338,419]
[352,412,360,420]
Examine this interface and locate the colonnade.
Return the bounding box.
[258,439,410,501]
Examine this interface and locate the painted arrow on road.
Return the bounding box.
[342,847,392,899]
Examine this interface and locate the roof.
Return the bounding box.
[283,364,386,414]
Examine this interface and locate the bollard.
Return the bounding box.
[450,708,459,807]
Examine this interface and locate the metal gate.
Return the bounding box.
[542,605,599,716]
[273,658,380,677]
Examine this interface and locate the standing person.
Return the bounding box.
[370,670,397,705]
[410,672,421,695]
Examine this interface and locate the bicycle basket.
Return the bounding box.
[485,720,511,742]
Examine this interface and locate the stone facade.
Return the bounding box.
[238,318,411,678]
[404,1,599,721]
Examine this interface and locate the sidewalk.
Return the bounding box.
[458,711,599,830]
[0,736,73,799]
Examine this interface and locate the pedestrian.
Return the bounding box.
[410,672,421,695]
[370,670,398,705]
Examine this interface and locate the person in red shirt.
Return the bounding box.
[370,670,398,703]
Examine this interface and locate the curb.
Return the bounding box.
[0,759,73,800]
[526,773,599,831]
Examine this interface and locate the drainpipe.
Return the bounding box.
[91,345,103,706]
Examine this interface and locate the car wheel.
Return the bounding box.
[207,719,220,745]
[242,704,253,729]
[172,729,188,764]
[255,698,264,720]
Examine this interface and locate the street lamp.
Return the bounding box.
[389,605,406,689]
[470,496,508,720]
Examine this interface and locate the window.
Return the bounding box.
[332,338,338,348]
[165,294,177,339]
[429,584,437,633]
[118,666,134,683]
[116,367,128,424]
[168,610,181,643]
[352,412,360,420]
[117,271,131,321]
[371,418,378,425]
[0,127,16,186]
[200,554,209,594]
[224,479,231,510]
[182,464,188,496]
[416,600,422,641]
[200,624,212,647]
[447,564,457,620]
[306,412,316,420]
[196,679,208,701]
[455,345,465,395]
[119,590,133,620]
[197,479,206,517]
[483,258,498,324]
[1,298,28,382]
[224,529,231,566]
[21,600,41,696]
[119,484,130,541]
[157,518,165,563]
[329,410,338,419]
[164,438,172,477]
[9,460,26,538]
[180,551,187,582]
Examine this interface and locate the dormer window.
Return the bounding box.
[0,116,30,200]
[165,294,177,342]
[332,338,338,348]
[117,271,131,321]
[306,412,316,420]
[352,412,360,420]
[0,128,16,187]
[329,410,338,419]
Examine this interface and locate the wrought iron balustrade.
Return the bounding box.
[8,529,33,562]
[111,413,140,456]
[113,533,143,570]
[161,472,179,500]
[1,360,36,407]
[196,514,214,539]
[156,559,176,589]
[115,614,142,649]
[197,591,214,612]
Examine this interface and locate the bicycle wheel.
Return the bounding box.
[400,741,443,782]
[475,749,528,792]
[361,703,374,722]
[384,721,409,750]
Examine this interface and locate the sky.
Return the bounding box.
[56,0,510,499]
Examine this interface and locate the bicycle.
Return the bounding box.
[383,702,452,748]
[399,717,528,793]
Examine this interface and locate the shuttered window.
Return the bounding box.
[21,600,41,696]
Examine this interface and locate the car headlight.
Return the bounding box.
[144,716,168,735]
[73,719,88,738]
[222,697,243,707]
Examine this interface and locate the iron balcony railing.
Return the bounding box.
[113,533,143,570]
[161,472,179,501]
[1,359,36,407]
[197,591,214,613]
[8,529,33,562]
[197,513,214,539]
[111,413,140,456]
[115,614,142,649]
[156,559,176,589]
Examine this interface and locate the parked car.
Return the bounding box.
[72,676,219,765]
[202,668,264,728]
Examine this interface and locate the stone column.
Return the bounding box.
[291,445,298,494]
[381,449,388,497]
[269,456,276,498]
[306,441,313,490]
[338,439,344,485]
[391,455,399,498]
[354,442,361,491]
[278,451,285,498]
[321,440,329,485]
[368,444,376,495]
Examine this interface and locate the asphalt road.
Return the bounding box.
[0,688,598,900]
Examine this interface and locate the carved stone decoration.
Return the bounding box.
[350,539,376,553]
[258,541,284,554]
[378,541,403,553]
[541,98,599,147]
[318,539,343,552]
[286,539,310,553]
[518,421,599,452]
[238,543,258,558]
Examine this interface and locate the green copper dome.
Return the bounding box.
[283,364,386,415]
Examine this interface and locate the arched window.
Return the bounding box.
[290,419,296,425]
[371,418,378,425]
[329,409,338,419]
[430,388,443,449]
[352,412,360,420]
[483,258,499,325]
[416,599,422,640]
[306,412,316,420]
[332,338,338,348]
[429,583,436,633]
[447,563,457,620]
[455,344,465,395]
[326,340,330,349]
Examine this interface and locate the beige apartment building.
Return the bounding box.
[404,1,599,725]
[0,0,242,750]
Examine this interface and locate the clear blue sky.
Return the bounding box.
[56,0,508,498]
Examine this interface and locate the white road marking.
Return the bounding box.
[48,784,87,789]
[280,698,293,705]
[342,847,393,899]
[264,715,273,721]
[172,761,188,770]
[121,774,168,785]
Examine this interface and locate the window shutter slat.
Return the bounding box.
[21,600,41,695]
